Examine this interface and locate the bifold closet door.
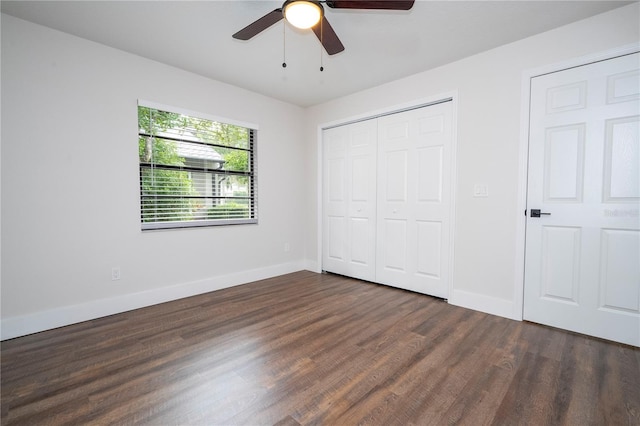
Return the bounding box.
[376,102,453,298]
[322,119,377,282]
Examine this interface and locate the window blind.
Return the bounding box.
[138,104,257,230]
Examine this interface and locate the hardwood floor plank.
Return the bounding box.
[440,365,514,426]
[403,316,508,424]
[273,415,302,426]
[2,271,639,425]
[491,351,562,425]
[302,332,428,424]
[595,339,640,425]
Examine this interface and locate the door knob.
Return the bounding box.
[530,209,551,218]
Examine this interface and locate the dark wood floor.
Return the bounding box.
[2,271,639,425]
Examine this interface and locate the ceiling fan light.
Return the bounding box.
[284,1,322,29]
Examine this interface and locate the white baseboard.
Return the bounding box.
[304,258,321,273]
[449,288,520,321]
[1,261,305,341]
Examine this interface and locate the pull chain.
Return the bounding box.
[281,17,327,71]
[282,21,287,68]
[319,18,324,71]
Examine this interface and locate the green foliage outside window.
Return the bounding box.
[139,108,196,222]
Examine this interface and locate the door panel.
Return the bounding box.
[599,229,639,313]
[376,102,453,297]
[417,147,443,202]
[540,226,581,303]
[604,116,639,200]
[322,120,377,281]
[327,216,345,261]
[383,219,407,271]
[349,218,370,264]
[544,124,585,201]
[416,220,441,278]
[384,150,408,202]
[524,52,640,346]
[351,157,370,201]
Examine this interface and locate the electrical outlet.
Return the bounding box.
[111,267,121,281]
[284,242,290,252]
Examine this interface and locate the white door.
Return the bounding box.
[322,119,378,281]
[524,53,640,346]
[376,102,453,298]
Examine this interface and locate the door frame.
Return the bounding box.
[514,43,640,321]
[316,91,459,299]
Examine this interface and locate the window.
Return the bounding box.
[138,102,257,230]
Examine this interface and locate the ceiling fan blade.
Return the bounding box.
[232,8,283,40]
[326,0,414,10]
[311,16,345,55]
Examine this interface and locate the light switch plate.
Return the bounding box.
[473,184,489,197]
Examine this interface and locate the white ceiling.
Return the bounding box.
[1,1,633,107]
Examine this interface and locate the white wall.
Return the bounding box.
[3,4,639,340]
[1,14,307,339]
[304,4,640,318]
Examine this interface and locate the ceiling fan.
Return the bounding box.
[232,0,415,56]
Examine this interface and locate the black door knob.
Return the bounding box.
[531,209,551,218]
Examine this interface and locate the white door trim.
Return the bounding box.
[315,91,459,300]
[514,43,640,321]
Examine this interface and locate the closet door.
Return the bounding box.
[376,102,453,297]
[322,119,377,281]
